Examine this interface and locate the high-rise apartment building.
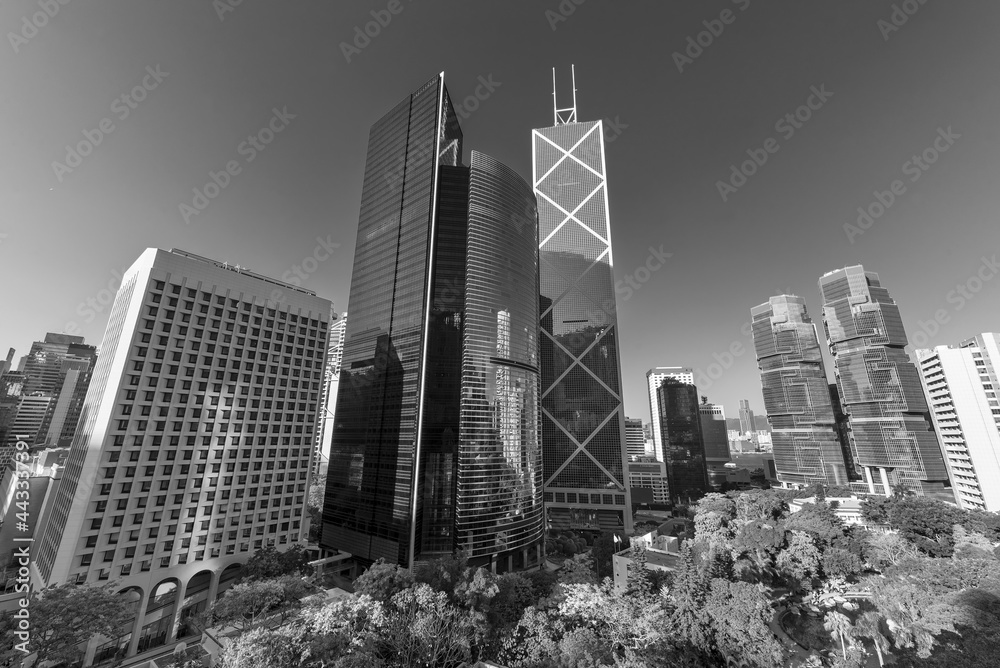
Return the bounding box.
[916,333,1000,511]
[32,248,331,661]
[534,68,631,533]
[646,367,694,462]
[625,417,645,459]
[656,378,709,500]
[751,295,852,487]
[314,313,347,475]
[819,265,952,499]
[322,74,543,572]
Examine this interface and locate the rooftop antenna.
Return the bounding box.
[552,64,578,126]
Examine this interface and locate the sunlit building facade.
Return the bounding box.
[534,71,632,533]
[916,334,1000,512]
[32,248,330,663]
[625,417,645,459]
[314,313,347,475]
[751,295,852,487]
[322,74,543,572]
[819,265,952,500]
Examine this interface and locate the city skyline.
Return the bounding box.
[4,2,1000,422]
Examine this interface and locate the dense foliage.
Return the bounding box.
[110,487,1000,668]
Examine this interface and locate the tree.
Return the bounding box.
[824,610,853,661]
[822,547,863,579]
[557,553,598,587]
[862,496,965,557]
[307,474,326,542]
[851,610,890,667]
[353,559,415,603]
[783,501,845,547]
[952,524,997,560]
[207,579,286,631]
[489,572,537,631]
[704,578,784,668]
[865,532,918,569]
[0,583,134,668]
[382,584,477,667]
[217,625,304,668]
[307,474,326,511]
[297,594,386,665]
[733,519,785,572]
[666,547,712,654]
[776,530,821,589]
[242,544,313,581]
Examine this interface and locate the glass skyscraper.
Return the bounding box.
[656,379,710,501]
[323,74,543,571]
[533,71,632,533]
[818,266,953,499]
[751,295,852,487]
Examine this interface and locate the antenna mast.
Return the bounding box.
[552,64,578,126]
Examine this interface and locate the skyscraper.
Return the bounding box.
[534,68,631,532]
[656,378,710,501]
[0,370,23,464]
[322,74,543,571]
[624,417,645,459]
[819,265,952,499]
[699,402,730,488]
[646,367,694,462]
[2,333,97,450]
[916,333,1000,511]
[751,295,851,487]
[738,399,757,442]
[33,248,331,660]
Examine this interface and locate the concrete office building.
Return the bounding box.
[625,417,646,459]
[32,248,331,663]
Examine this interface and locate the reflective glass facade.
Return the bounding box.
[750,295,851,487]
[533,119,631,532]
[656,380,709,499]
[456,151,543,567]
[818,266,952,499]
[323,75,463,567]
[324,77,542,569]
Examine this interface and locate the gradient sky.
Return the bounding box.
[2,0,999,425]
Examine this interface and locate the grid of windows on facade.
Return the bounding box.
[71,280,328,583]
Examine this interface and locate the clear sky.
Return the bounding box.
[2,0,999,423]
